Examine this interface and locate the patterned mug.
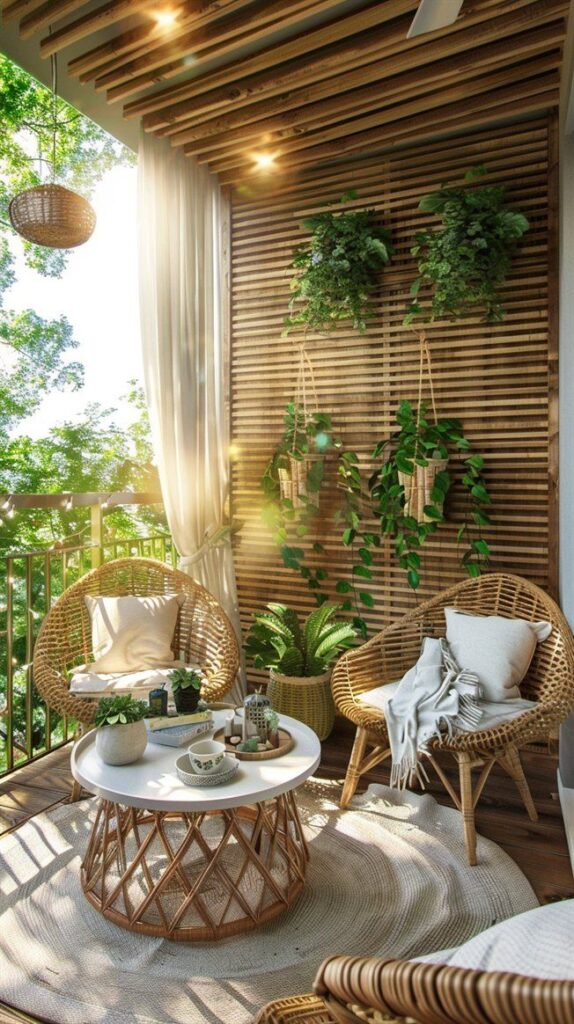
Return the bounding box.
[188,738,226,776]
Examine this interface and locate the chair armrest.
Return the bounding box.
[331,617,426,730]
[33,649,98,726]
[313,954,574,1024]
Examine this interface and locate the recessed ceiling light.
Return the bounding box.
[253,152,276,171]
[154,10,177,28]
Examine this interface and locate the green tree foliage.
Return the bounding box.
[0,56,161,773]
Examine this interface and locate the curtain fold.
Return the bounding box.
[137,131,243,701]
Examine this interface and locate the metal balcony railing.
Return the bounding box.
[0,492,174,778]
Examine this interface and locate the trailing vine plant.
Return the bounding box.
[405,165,529,325]
[261,402,375,638]
[367,399,492,589]
[284,191,393,335]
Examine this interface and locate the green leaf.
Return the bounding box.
[359,591,374,608]
[335,580,353,593]
[472,538,490,556]
[358,547,373,565]
[353,564,373,579]
[407,569,420,590]
[342,527,356,545]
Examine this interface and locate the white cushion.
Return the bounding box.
[445,607,551,702]
[70,666,180,698]
[357,681,399,713]
[85,594,183,673]
[419,900,574,980]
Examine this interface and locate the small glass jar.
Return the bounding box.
[148,686,168,717]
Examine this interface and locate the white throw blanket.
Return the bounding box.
[385,638,535,788]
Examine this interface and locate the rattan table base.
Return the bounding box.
[80,792,309,941]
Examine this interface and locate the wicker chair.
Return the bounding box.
[256,954,574,1024]
[331,573,574,865]
[33,557,240,731]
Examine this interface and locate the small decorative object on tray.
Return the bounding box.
[176,752,239,787]
[243,687,271,740]
[264,708,281,748]
[214,725,294,760]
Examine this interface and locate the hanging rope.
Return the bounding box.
[292,341,319,455]
[50,28,58,184]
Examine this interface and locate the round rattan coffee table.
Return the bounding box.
[71,711,321,941]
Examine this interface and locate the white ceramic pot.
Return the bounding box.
[95,719,148,766]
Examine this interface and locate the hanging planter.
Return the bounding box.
[9,184,96,249]
[399,455,449,524]
[284,191,393,335]
[8,53,96,251]
[268,346,327,511]
[405,165,529,325]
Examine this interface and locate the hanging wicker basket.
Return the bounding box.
[9,184,96,249]
[278,452,322,509]
[399,456,448,523]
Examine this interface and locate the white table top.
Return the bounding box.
[71,711,321,812]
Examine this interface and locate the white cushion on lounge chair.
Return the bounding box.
[418,899,574,979]
[70,666,180,698]
[357,681,399,712]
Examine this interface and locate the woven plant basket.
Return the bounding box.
[278,453,322,509]
[399,456,448,523]
[9,184,96,248]
[268,668,334,740]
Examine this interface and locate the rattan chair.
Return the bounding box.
[331,573,574,865]
[256,953,574,1024]
[33,557,240,731]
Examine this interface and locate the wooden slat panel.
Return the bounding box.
[229,117,558,669]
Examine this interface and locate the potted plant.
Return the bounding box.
[405,165,529,325]
[284,191,393,334]
[264,707,281,748]
[94,695,149,766]
[245,602,356,740]
[168,667,203,713]
[368,399,492,589]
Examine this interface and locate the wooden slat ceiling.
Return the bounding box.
[1,0,568,184]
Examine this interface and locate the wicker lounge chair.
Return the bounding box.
[331,573,574,864]
[33,557,240,731]
[256,953,574,1024]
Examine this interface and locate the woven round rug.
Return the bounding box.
[0,780,537,1024]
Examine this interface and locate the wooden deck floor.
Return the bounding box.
[0,722,573,1023]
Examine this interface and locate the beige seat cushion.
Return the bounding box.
[85,594,183,673]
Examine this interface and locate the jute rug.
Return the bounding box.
[0,780,537,1024]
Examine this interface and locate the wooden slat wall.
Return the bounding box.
[229,116,558,683]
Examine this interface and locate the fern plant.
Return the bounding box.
[245,603,356,677]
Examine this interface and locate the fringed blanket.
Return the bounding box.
[385,637,534,788]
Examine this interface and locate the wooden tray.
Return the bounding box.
[213,727,294,760]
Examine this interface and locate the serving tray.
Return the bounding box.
[213,727,294,761]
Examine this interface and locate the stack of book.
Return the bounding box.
[145,710,213,747]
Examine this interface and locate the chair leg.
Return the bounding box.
[457,753,477,867]
[340,727,368,809]
[498,746,538,822]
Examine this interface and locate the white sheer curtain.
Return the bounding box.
[138,131,243,700]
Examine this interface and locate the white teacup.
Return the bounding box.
[188,738,226,776]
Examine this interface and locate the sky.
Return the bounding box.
[6,164,143,438]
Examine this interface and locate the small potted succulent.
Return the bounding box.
[168,667,203,713]
[94,695,149,766]
[264,707,281,748]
